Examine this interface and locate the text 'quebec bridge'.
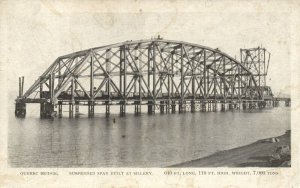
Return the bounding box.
[15,37,291,118]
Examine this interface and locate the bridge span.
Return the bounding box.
[15,37,290,118]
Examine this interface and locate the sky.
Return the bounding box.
[1,0,297,100]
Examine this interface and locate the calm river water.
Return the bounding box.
[8,104,290,167]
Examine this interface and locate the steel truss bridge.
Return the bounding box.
[15,38,291,118]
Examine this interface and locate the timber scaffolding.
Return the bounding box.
[15,37,291,118]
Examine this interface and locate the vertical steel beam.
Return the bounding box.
[40,81,43,98]
[192,48,195,100]
[51,73,55,102]
[147,46,153,114]
[90,55,94,100]
[171,53,174,95]
[21,76,24,96]
[258,48,261,88]
[134,49,137,94]
[147,46,151,96]
[58,60,61,88]
[106,49,111,101]
[213,56,216,99]
[124,46,127,99]
[203,50,207,99]
[49,75,52,100]
[168,65,170,98]
[239,49,243,98]
[223,56,226,99]
[19,77,21,97]
[71,77,75,103]
[179,44,184,113]
[238,64,241,100]
[152,42,156,98]
[263,48,266,86]
[123,45,127,114]
[70,77,75,118]
[120,47,123,97]
[191,48,196,112]
[231,61,234,100]
[181,44,184,102]
[138,52,142,101]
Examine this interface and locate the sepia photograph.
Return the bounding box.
[10,37,291,168]
[1,0,299,187]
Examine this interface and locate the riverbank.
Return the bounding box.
[170,130,291,167]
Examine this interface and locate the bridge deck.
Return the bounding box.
[19,92,269,104]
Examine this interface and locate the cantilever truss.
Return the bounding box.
[18,39,263,105]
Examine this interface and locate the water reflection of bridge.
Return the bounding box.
[15,37,291,118]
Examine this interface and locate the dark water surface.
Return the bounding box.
[8,105,290,167]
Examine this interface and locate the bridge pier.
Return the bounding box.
[234,103,238,109]
[166,100,171,113]
[201,101,206,112]
[179,101,186,113]
[178,101,182,113]
[106,102,110,117]
[88,101,94,118]
[147,101,154,114]
[69,102,74,118]
[258,101,265,109]
[238,102,241,110]
[207,101,211,111]
[251,101,257,109]
[191,100,195,113]
[58,102,62,118]
[242,101,247,110]
[160,101,165,114]
[249,102,253,109]
[120,101,126,116]
[15,102,26,118]
[212,101,217,112]
[40,102,54,118]
[229,102,233,110]
[269,100,273,107]
[272,100,280,107]
[134,102,141,115]
[171,101,176,113]
[221,102,225,112]
[75,101,79,118]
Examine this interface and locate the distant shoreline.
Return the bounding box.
[169,130,291,167]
